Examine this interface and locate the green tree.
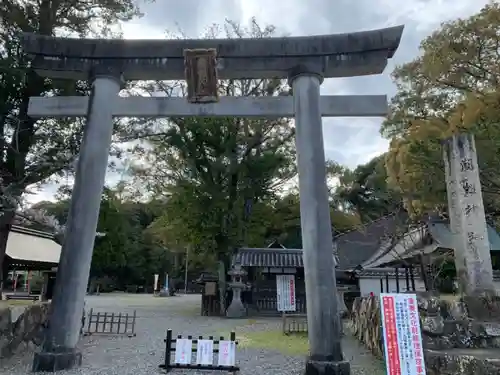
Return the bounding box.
[0,0,145,285]
[130,19,296,265]
[264,193,361,248]
[24,190,170,290]
[381,2,500,219]
[331,155,401,222]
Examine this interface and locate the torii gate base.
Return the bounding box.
[23,26,403,375]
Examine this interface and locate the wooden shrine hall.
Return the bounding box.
[231,246,357,315]
[1,225,61,300]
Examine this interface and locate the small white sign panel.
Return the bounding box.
[196,339,214,365]
[217,340,236,366]
[276,274,296,312]
[154,274,159,291]
[380,293,426,375]
[174,339,192,364]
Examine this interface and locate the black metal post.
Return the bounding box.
[164,329,172,372]
[410,266,416,291]
[395,268,400,293]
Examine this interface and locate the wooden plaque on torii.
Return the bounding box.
[183,48,219,103]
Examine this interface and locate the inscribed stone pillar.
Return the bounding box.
[32,71,122,372]
[443,134,495,295]
[290,66,349,375]
[442,138,467,294]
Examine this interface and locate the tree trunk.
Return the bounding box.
[0,210,16,291]
[218,259,226,316]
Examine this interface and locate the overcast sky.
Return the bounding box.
[27,0,491,203]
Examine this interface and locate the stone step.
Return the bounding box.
[425,348,500,375]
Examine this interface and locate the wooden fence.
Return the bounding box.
[281,312,308,335]
[83,308,137,337]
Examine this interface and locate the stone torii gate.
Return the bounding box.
[22,26,403,374]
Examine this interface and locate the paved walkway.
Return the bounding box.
[2,294,384,375]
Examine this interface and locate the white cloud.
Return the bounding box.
[120,21,166,39]
[27,0,491,203]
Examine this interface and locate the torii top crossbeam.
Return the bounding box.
[21,25,404,81]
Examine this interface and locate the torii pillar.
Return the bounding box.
[31,66,123,371]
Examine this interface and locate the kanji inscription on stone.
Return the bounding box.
[467,231,480,245]
[466,231,483,286]
[184,48,219,103]
[464,204,478,216]
[460,157,474,172]
[460,178,476,196]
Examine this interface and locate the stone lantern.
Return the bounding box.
[226,263,248,318]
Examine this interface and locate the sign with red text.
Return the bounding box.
[276,274,296,312]
[174,338,192,364]
[217,340,236,366]
[380,293,426,375]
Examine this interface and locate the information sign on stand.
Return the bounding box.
[276,274,296,312]
[196,339,214,365]
[218,340,236,366]
[380,293,426,375]
[174,338,192,364]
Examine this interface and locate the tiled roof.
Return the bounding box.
[233,212,409,271]
[428,220,500,251]
[232,248,304,268]
[357,267,422,278]
[335,214,402,270]
[362,218,500,268]
[233,215,402,270]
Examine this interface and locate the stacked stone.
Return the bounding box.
[350,294,500,375]
[0,302,51,358]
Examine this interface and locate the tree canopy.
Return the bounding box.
[383,2,500,220]
[0,0,146,283]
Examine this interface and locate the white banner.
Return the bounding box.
[217,340,236,366]
[380,293,426,375]
[174,338,192,364]
[154,274,159,291]
[276,274,296,312]
[196,339,214,365]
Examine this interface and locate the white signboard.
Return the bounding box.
[174,338,192,364]
[380,293,426,375]
[196,339,214,365]
[154,274,159,291]
[276,274,296,312]
[217,340,236,366]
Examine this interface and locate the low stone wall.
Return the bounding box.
[350,294,500,375]
[0,302,50,359]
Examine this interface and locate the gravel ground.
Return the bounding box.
[1,294,384,375]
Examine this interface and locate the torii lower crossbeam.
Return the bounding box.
[27,95,388,118]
